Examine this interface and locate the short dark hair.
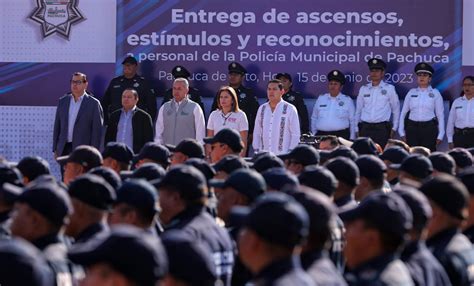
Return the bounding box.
[320,135,339,148]
[268,79,283,90]
[123,88,139,99]
[72,72,87,82]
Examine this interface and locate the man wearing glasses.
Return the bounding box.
[53,72,104,158]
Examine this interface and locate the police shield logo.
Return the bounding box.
[29,0,85,40]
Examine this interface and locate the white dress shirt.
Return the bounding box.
[207,109,248,133]
[398,86,445,140]
[67,93,85,142]
[311,93,356,139]
[447,96,474,142]
[252,100,301,155]
[155,97,206,144]
[355,81,400,132]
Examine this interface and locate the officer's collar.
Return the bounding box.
[164,205,204,230]
[334,194,356,208]
[75,222,108,244]
[300,249,327,270]
[347,252,396,277]
[253,255,297,283]
[417,85,433,91]
[122,105,137,115]
[400,240,423,260]
[31,233,61,251]
[0,210,11,223]
[426,227,459,248]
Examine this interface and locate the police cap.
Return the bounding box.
[228,62,247,75]
[57,145,103,170]
[393,186,432,232]
[251,153,285,173]
[325,157,360,188]
[102,142,134,165]
[429,152,456,175]
[121,55,138,65]
[367,58,387,70]
[172,139,205,159]
[135,142,171,167]
[414,62,434,76]
[279,144,320,166]
[390,154,433,180]
[298,165,338,197]
[448,148,473,169]
[351,137,378,156]
[89,166,122,190]
[116,179,158,218]
[262,167,299,191]
[131,163,166,182]
[172,65,191,79]
[16,156,50,181]
[210,169,266,203]
[355,155,386,182]
[327,70,345,85]
[154,165,206,202]
[68,174,116,210]
[213,155,248,174]
[380,146,409,164]
[203,128,243,153]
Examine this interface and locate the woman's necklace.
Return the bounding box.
[221,111,233,126]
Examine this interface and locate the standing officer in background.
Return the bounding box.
[311,70,356,140]
[447,75,474,149]
[53,72,103,159]
[161,65,205,113]
[276,73,310,134]
[398,63,445,152]
[102,56,157,123]
[356,58,400,148]
[212,62,259,149]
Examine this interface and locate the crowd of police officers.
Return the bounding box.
[1,57,474,286]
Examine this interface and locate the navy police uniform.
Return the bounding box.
[276,73,310,134]
[161,65,205,113]
[0,164,24,239]
[102,56,157,123]
[211,62,259,135]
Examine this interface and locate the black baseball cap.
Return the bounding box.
[68,174,116,210]
[458,167,474,195]
[162,231,217,286]
[251,153,285,173]
[380,146,409,164]
[210,169,266,203]
[135,142,171,167]
[16,156,50,181]
[298,165,338,197]
[340,192,413,238]
[154,165,206,202]
[325,157,360,188]
[393,186,432,232]
[448,148,473,169]
[0,163,23,187]
[429,152,456,175]
[328,146,358,161]
[68,226,168,286]
[213,155,248,174]
[184,158,216,182]
[229,192,309,249]
[57,145,103,170]
[391,154,433,180]
[89,166,122,190]
[279,144,320,166]
[262,167,299,191]
[130,163,166,182]
[352,137,378,156]
[204,128,243,153]
[355,155,386,182]
[115,179,158,218]
[102,142,134,164]
[121,55,138,65]
[420,174,469,220]
[367,58,387,70]
[172,139,205,159]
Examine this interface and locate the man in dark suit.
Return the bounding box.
[105,88,154,154]
[53,72,104,158]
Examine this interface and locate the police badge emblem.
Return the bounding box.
[338,101,344,106]
[29,0,85,40]
[288,96,295,101]
[240,93,246,99]
[134,83,140,88]
[381,89,387,95]
[429,93,434,98]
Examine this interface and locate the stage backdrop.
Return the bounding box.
[1,0,472,105]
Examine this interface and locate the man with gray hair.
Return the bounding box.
[155,78,205,145]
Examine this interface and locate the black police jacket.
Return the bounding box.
[251,256,314,286]
[283,90,310,134]
[164,205,234,286]
[74,222,109,244]
[102,74,157,123]
[301,249,347,286]
[401,240,452,286]
[426,227,474,286]
[0,212,11,239]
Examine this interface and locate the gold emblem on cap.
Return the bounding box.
[232,63,236,68]
[333,71,338,76]
[176,67,181,72]
[373,59,378,64]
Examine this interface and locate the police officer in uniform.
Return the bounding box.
[275,72,310,134]
[156,165,234,285]
[399,63,445,151]
[102,56,157,123]
[447,75,474,149]
[421,175,474,285]
[312,70,356,140]
[356,58,400,148]
[459,169,474,243]
[394,186,452,286]
[341,192,415,285]
[212,62,259,150]
[9,182,83,286]
[0,164,23,239]
[161,65,205,113]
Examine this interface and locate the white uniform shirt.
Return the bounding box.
[252,100,300,155]
[155,97,206,144]
[67,93,85,142]
[355,82,400,132]
[446,96,474,143]
[311,93,356,139]
[207,110,249,133]
[398,86,445,140]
